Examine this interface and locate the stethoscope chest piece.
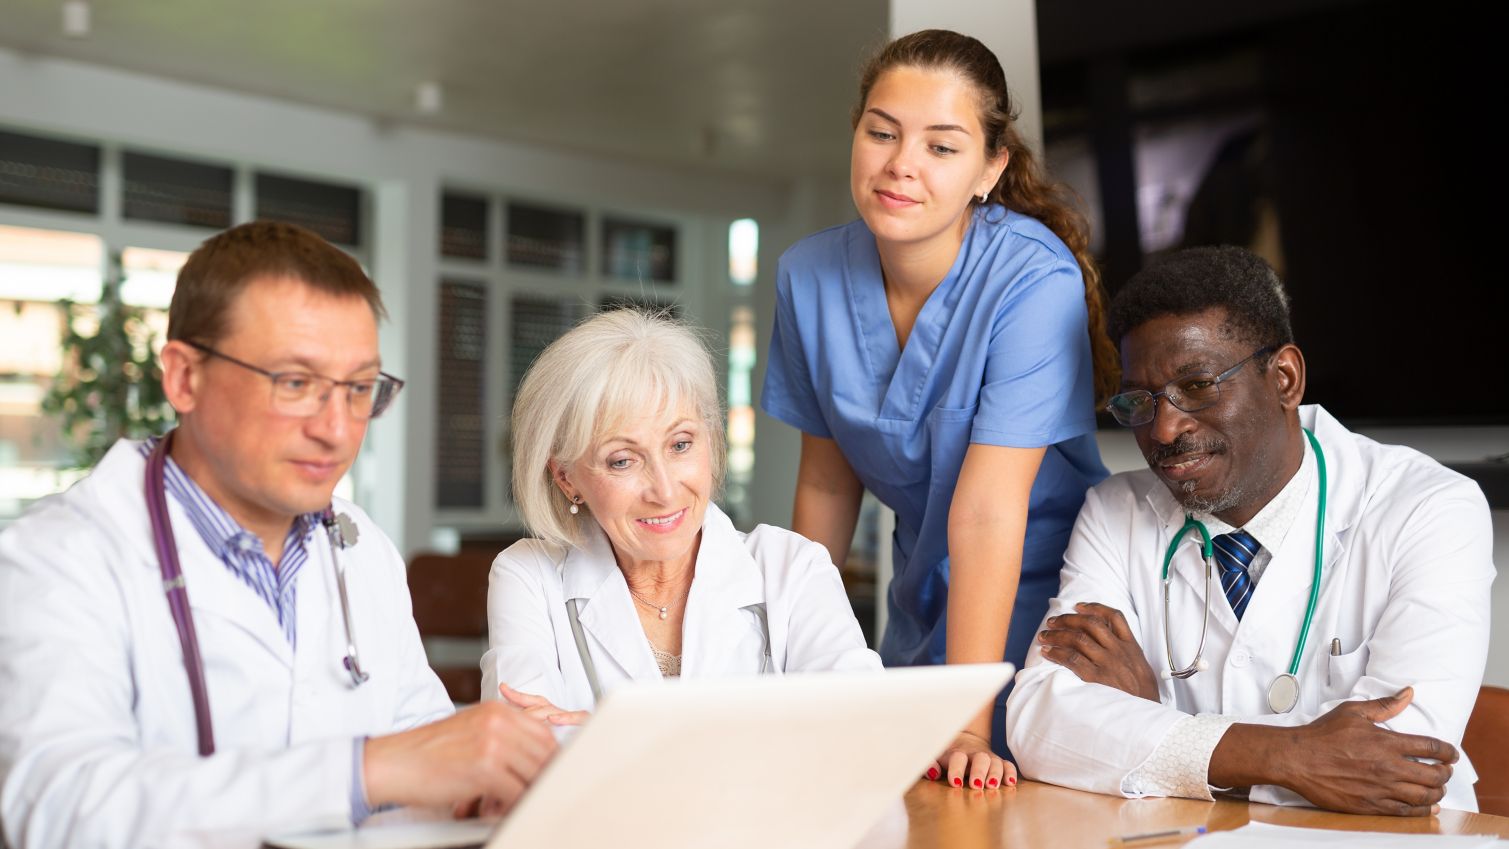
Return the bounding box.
[1267,672,1300,714]
[329,512,360,548]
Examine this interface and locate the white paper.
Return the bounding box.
[1186,821,1503,848]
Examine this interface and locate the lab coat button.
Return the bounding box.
[1230,650,1250,668]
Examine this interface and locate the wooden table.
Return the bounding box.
[853,780,1509,848]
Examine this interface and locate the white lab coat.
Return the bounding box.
[1006,405,1494,811]
[481,503,881,711]
[0,440,453,849]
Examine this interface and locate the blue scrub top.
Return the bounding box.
[762,206,1108,679]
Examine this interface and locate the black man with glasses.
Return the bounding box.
[0,221,556,849]
[1007,246,1492,816]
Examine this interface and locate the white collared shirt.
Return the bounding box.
[1193,433,1315,584]
[480,503,881,713]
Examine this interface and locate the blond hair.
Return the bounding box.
[511,309,725,547]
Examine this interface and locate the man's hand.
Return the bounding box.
[1211,687,1456,816]
[1036,602,1160,701]
[363,700,558,814]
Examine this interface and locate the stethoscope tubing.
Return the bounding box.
[1161,515,1213,681]
[1291,427,1327,676]
[145,431,216,756]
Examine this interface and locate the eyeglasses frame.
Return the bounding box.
[1105,344,1279,428]
[183,340,405,420]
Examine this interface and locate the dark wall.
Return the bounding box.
[1042,0,1506,424]
[1261,3,1503,423]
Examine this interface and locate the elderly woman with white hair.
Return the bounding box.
[481,309,880,722]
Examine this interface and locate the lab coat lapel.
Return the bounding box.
[561,523,660,682]
[679,505,765,678]
[1301,405,1364,548]
[294,524,336,677]
[89,440,294,669]
[1239,410,1362,632]
[171,500,296,668]
[1301,407,1361,613]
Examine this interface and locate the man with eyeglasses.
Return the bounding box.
[0,221,555,849]
[1006,246,1493,815]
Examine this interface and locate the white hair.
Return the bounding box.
[510,308,725,548]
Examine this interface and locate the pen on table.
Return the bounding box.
[1108,825,1207,845]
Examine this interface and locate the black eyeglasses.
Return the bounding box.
[187,341,404,420]
[1105,345,1277,427]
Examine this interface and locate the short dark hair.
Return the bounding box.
[168,220,386,345]
[1108,246,1293,354]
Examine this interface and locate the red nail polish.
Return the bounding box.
[952,777,962,787]
[1007,776,1016,786]
[973,778,982,788]
[988,778,998,787]
[926,767,939,780]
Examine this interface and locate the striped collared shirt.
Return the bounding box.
[141,438,319,647]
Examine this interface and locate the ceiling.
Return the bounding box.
[0,0,888,179]
[0,1,1373,180]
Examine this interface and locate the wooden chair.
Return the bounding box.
[1463,685,1509,816]
[407,551,496,703]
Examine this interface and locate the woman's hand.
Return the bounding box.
[925,730,1016,790]
[498,682,590,727]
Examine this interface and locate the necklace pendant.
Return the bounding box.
[658,607,668,620]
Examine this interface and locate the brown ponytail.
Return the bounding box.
[991,125,1120,403]
[855,30,1120,403]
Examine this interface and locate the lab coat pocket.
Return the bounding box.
[1324,644,1370,694]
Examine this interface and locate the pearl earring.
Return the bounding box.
[569,496,581,515]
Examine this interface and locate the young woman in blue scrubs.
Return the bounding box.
[762,30,1118,790]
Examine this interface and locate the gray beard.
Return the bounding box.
[1176,480,1245,517]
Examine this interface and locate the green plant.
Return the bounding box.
[41,254,174,468]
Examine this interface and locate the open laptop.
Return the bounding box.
[268,662,1014,849]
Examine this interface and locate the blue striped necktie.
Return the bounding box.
[1212,529,1261,620]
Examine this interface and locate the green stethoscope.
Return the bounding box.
[1160,428,1326,714]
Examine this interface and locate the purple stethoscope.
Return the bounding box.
[144,430,369,756]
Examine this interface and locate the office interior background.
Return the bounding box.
[1,0,1504,692]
